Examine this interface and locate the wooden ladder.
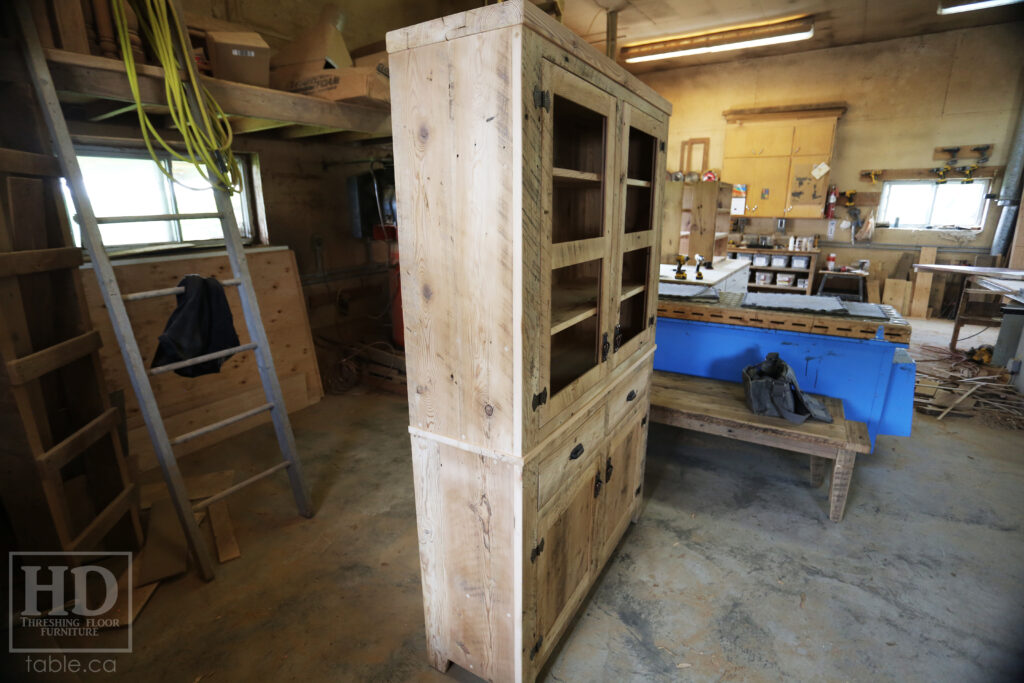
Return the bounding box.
[0,89,142,555]
[13,2,314,580]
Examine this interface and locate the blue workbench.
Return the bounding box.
[654,318,915,451]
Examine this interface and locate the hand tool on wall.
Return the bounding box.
[931,165,951,184]
[940,146,961,165]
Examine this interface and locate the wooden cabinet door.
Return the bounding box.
[722,157,758,217]
[791,119,836,156]
[610,102,664,366]
[724,122,793,157]
[533,61,617,431]
[596,412,644,565]
[533,458,600,654]
[785,155,830,219]
[747,156,791,218]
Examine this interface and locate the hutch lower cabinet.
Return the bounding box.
[388,2,671,680]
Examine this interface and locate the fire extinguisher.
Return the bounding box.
[825,184,838,219]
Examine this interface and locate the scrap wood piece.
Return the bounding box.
[208,499,240,563]
[140,470,235,509]
[866,279,881,304]
[100,579,159,629]
[137,498,188,586]
[937,384,981,420]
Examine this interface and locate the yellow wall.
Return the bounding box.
[640,22,1024,274]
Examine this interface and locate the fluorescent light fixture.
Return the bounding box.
[937,0,1024,14]
[622,17,815,64]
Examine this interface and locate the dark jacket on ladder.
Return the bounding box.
[152,275,240,377]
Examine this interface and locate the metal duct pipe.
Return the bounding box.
[991,102,1024,257]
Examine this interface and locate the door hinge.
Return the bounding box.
[530,537,545,563]
[648,315,655,326]
[660,140,666,152]
[533,87,551,111]
[635,484,642,497]
[641,414,648,426]
[529,635,543,660]
[613,324,623,351]
[532,387,548,411]
[593,472,603,498]
[601,332,610,362]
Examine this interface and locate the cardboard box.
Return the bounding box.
[271,5,352,70]
[270,64,389,106]
[206,31,270,87]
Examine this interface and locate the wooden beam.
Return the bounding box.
[0,148,61,176]
[0,246,83,277]
[44,49,391,134]
[859,167,1003,182]
[279,125,346,139]
[723,102,848,123]
[230,117,293,135]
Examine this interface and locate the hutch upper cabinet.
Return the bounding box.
[388,2,670,680]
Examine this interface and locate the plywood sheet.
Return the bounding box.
[81,249,321,470]
[882,279,911,316]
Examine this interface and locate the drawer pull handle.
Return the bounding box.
[626,389,637,402]
[569,444,584,460]
[593,472,603,498]
[605,456,614,482]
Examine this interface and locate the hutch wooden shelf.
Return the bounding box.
[388,2,670,680]
[728,247,820,295]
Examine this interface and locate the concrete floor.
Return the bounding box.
[5,322,1023,682]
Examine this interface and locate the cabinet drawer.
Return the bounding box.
[607,359,651,430]
[537,410,605,511]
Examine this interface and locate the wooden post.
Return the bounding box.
[828,450,856,522]
[910,246,937,318]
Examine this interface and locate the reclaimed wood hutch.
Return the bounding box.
[388,2,670,680]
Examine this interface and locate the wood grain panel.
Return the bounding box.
[80,249,321,469]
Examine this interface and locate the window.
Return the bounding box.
[878,179,989,229]
[60,148,255,249]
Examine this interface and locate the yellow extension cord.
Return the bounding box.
[111,0,241,193]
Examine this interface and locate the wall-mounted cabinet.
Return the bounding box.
[721,111,841,219]
[388,2,670,680]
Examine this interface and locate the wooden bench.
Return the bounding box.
[649,371,872,522]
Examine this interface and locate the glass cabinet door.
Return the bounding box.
[535,62,617,427]
[611,103,663,364]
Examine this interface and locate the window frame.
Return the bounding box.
[877,178,990,231]
[65,145,264,253]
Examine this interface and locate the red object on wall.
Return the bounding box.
[825,184,838,219]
